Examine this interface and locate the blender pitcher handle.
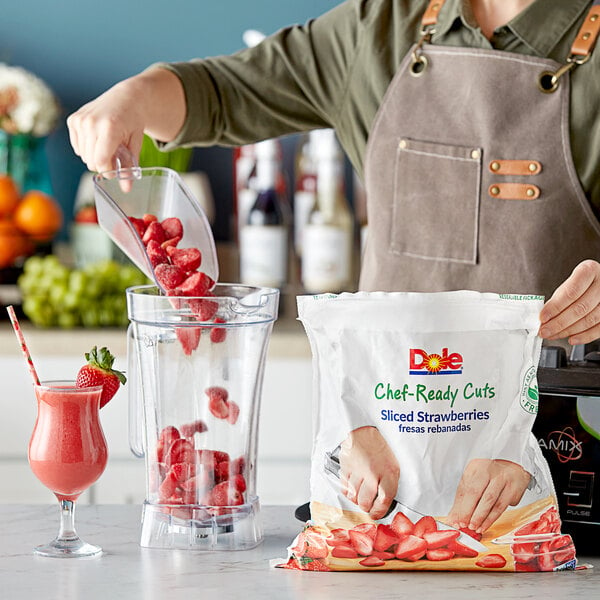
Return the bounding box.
[127,323,145,458]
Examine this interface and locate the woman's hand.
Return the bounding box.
[67,68,186,173]
[338,426,400,520]
[539,260,600,345]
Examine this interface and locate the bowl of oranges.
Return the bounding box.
[0,173,63,272]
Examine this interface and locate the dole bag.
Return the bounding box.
[278,291,580,572]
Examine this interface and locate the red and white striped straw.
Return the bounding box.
[6,305,41,386]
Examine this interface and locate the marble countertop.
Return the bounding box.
[0,505,598,600]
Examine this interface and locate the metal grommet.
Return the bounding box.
[399,139,408,150]
[490,186,500,196]
[409,54,429,77]
[490,161,500,171]
[538,71,558,93]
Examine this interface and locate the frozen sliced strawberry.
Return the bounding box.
[146,239,169,267]
[167,246,202,272]
[231,473,246,493]
[373,524,401,552]
[161,217,184,240]
[475,554,507,569]
[447,540,479,558]
[154,263,187,290]
[231,455,246,475]
[181,487,198,505]
[170,461,196,483]
[214,460,230,483]
[179,419,208,438]
[128,216,147,237]
[372,551,395,560]
[422,529,460,550]
[359,555,385,567]
[213,450,230,464]
[161,235,182,249]
[210,481,244,507]
[352,522,377,539]
[143,213,158,225]
[158,470,178,501]
[426,548,455,561]
[227,400,240,425]
[348,530,375,556]
[390,511,414,537]
[403,549,427,562]
[142,220,166,245]
[553,547,576,565]
[413,515,437,537]
[331,544,358,559]
[511,541,538,564]
[394,535,428,560]
[157,425,180,463]
[189,298,219,321]
[210,318,227,343]
[178,271,213,297]
[176,327,201,355]
[167,438,195,467]
[206,386,229,419]
[515,561,539,572]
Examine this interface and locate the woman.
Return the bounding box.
[67,0,600,529]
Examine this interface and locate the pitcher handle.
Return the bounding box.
[127,323,145,458]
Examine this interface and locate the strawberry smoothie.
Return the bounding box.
[29,381,107,502]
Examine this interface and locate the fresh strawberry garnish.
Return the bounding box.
[75,346,126,408]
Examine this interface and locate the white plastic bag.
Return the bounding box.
[277,291,578,572]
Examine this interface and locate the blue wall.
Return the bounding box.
[2,0,341,240]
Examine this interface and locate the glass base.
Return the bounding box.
[34,536,102,558]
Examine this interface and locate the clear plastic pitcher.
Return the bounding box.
[127,284,279,549]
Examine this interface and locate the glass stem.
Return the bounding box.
[57,499,79,541]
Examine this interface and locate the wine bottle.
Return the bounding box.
[239,139,289,289]
[301,130,354,293]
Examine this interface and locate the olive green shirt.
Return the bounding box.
[160,0,600,213]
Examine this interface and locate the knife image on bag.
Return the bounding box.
[324,446,488,553]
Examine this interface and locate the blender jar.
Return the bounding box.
[127,283,279,549]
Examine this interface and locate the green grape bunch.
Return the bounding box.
[18,255,149,328]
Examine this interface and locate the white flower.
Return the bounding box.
[0,63,60,136]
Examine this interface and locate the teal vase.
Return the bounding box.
[0,131,53,195]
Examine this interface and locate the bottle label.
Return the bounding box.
[293,190,316,255]
[240,225,288,288]
[302,225,352,292]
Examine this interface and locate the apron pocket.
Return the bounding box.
[391,137,481,264]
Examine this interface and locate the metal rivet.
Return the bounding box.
[527,188,535,197]
[399,139,407,149]
[591,14,598,22]
[490,186,500,196]
[528,162,538,172]
[471,150,480,160]
[490,161,500,171]
[432,3,440,11]
[583,32,591,41]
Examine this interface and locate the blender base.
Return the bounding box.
[139,496,263,550]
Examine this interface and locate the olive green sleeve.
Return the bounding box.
[156,0,364,150]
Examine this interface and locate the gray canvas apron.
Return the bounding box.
[361,2,600,299]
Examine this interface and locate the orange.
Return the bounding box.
[14,190,63,241]
[0,220,31,268]
[0,175,21,218]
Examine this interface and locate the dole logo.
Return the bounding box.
[409,348,463,375]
